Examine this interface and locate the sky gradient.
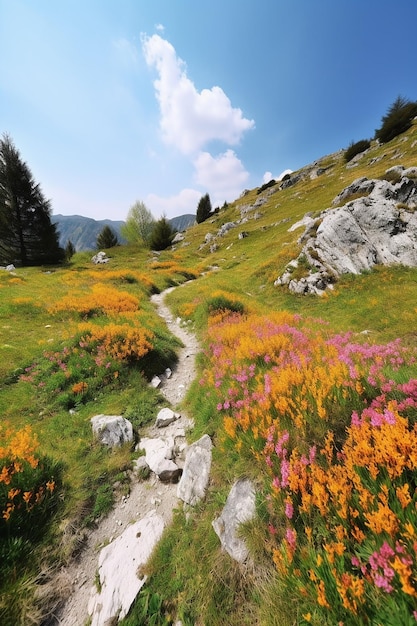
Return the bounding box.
[1,0,417,222]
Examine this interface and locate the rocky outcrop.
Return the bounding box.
[275,166,417,295]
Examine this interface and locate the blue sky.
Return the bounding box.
[1,0,417,222]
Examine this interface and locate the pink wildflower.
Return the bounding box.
[284,499,294,519]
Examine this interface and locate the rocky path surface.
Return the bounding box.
[54,286,199,626]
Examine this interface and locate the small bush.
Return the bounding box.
[0,425,63,544]
[124,392,162,430]
[206,293,245,315]
[257,179,277,195]
[344,139,371,163]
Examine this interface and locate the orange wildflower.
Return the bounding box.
[396,483,412,509]
[72,381,88,394]
[7,487,20,500]
[2,503,14,521]
[317,580,330,608]
[0,465,11,485]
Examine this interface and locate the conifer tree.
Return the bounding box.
[196,193,212,224]
[149,216,176,251]
[375,96,417,144]
[0,134,63,266]
[65,239,76,261]
[96,225,119,249]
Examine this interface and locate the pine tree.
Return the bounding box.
[0,134,64,266]
[65,239,76,261]
[96,225,119,249]
[375,96,417,144]
[149,216,176,251]
[196,193,212,224]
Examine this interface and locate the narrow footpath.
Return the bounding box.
[54,286,199,626]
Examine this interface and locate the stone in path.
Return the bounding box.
[88,511,165,625]
[177,434,212,505]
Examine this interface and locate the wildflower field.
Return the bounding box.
[199,308,417,625]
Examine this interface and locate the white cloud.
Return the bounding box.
[155,23,165,32]
[142,34,254,154]
[193,150,250,207]
[145,188,201,219]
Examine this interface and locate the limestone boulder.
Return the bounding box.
[177,434,212,505]
[212,478,256,563]
[139,436,182,483]
[91,415,133,448]
[155,408,180,428]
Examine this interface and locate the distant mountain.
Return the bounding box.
[52,213,196,252]
[170,214,195,233]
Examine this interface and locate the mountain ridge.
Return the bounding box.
[52,213,196,251]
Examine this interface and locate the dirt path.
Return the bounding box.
[53,287,199,626]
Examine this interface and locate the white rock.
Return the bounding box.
[139,436,181,481]
[91,415,133,448]
[151,375,161,388]
[155,407,180,428]
[88,511,165,625]
[212,478,256,563]
[177,435,212,505]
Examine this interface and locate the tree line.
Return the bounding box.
[0,132,218,265]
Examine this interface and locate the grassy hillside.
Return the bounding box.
[1,120,417,625]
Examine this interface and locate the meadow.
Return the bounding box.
[1,121,417,624]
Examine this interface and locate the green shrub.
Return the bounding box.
[206,294,245,315]
[123,391,162,430]
[344,139,371,162]
[0,537,31,585]
[257,179,277,194]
